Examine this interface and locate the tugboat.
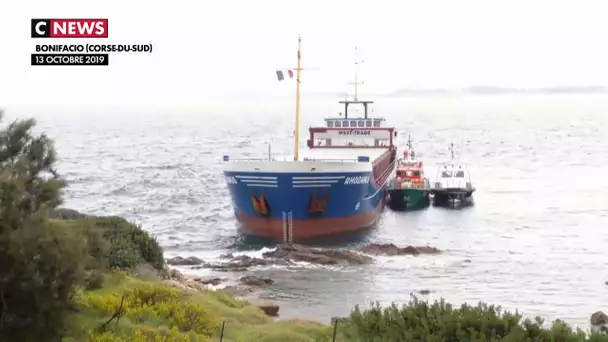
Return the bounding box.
[387,136,431,211]
[431,142,475,207]
[222,40,398,242]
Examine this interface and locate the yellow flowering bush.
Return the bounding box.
[85,326,211,341]
[77,282,219,337]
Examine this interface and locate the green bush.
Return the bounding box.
[0,113,86,341]
[341,297,608,342]
[59,215,165,273]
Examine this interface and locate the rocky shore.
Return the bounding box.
[163,242,444,318]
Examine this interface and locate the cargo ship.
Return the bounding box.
[222,38,397,242]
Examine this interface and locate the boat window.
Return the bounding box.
[441,171,452,177]
[335,121,341,127]
[350,120,357,127]
[413,170,421,177]
[397,171,406,178]
[366,120,372,127]
[327,121,334,128]
[455,171,465,177]
[373,120,380,127]
[358,120,365,127]
[342,121,349,127]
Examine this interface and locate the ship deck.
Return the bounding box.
[296,147,390,163]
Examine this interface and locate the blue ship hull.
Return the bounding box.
[223,170,387,241]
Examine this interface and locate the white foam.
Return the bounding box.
[231,247,277,259]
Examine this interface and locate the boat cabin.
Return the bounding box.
[307,100,396,149]
[435,162,473,189]
[394,159,425,187]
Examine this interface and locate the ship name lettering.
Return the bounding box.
[344,176,370,185]
[337,130,371,135]
[225,176,238,185]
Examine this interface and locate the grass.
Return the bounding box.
[63,270,339,342]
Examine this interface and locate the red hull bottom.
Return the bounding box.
[235,199,386,242]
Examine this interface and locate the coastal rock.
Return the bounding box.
[186,280,207,291]
[219,253,234,259]
[223,285,254,297]
[360,243,442,256]
[166,256,204,266]
[194,277,223,286]
[169,269,186,282]
[591,311,608,326]
[262,244,372,265]
[255,301,280,317]
[240,275,274,286]
[199,255,286,272]
[194,244,373,271]
[165,279,189,291]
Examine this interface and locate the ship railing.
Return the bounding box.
[222,157,273,162]
[222,156,366,163]
[301,158,360,163]
[375,158,397,186]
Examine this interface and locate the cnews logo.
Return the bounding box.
[31,19,108,38]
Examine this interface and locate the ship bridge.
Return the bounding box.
[307,100,396,149]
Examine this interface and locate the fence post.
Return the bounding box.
[332,318,339,342]
[219,321,225,341]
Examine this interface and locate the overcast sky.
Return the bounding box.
[1,0,607,106]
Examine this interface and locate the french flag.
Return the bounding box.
[276,69,294,81]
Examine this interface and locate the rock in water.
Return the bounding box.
[240,275,274,286]
[195,277,223,286]
[591,311,608,326]
[360,243,442,256]
[219,253,234,259]
[166,256,204,266]
[262,244,373,265]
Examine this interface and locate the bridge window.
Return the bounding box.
[334,121,341,127]
[358,120,364,127]
[455,171,465,177]
[350,120,357,127]
[327,121,334,127]
[373,121,380,127]
[342,121,349,127]
[366,120,372,127]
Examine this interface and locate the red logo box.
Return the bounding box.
[31,19,108,38]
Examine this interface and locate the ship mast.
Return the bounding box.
[449,141,455,160]
[349,46,364,102]
[293,35,302,161]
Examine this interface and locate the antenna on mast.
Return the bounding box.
[293,35,302,161]
[349,45,364,102]
[407,135,415,159]
[449,142,455,160]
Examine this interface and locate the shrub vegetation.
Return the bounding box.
[0,110,606,342]
[341,298,608,342]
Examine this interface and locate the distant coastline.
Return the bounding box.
[285,86,608,99]
[390,85,608,96]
